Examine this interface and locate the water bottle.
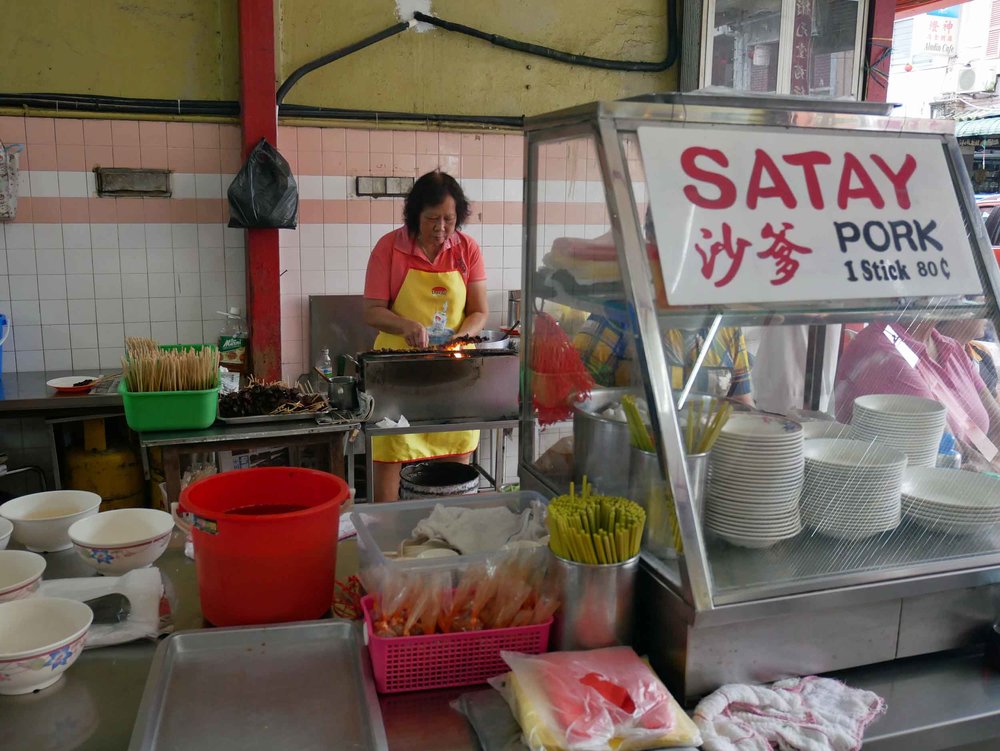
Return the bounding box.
[937,432,962,469]
[315,348,334,379]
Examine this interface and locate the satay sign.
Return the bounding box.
[638,127,984,305]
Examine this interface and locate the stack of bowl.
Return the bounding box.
[800,438,907,540]
[0,551,46,602]
[848,394,947,468]
[901,467,1000,535]
[0,491,101,553]
[705,414,805,549]
[0,597,93,694]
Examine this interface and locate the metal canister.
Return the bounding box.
[506,290,521,329]
[628,447,707,559]
[551,553,638,651]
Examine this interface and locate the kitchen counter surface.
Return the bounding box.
[0,370,121,415]
[4,534,1000,750]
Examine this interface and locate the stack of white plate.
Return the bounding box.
[848,394,947,468]
[901,467,1000,535]
[801,420,852,441]
[800,439,907,540]
[705,414,804,549]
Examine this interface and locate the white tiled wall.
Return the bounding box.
[0,221,245,372]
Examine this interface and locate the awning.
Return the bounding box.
[956,115,1000,138]
[896,0,970,21]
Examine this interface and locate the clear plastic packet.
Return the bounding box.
[491,647,702,751]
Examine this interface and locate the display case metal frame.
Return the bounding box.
[518,93,1000,699]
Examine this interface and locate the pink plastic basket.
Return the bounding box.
[361,594,551,694]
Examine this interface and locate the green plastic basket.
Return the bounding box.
[119,345,220,432]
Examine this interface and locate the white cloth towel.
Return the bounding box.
[410,502,548,555]
[694,676,886,751]
[39,568,166,648]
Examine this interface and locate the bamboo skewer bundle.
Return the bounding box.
[547,478,645,565]
[122,340,219,393]
[685,398,733,455]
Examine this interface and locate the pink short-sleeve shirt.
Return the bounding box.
[364,227,487,303]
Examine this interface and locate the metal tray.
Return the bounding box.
[128,620,388,751]
[216,406,331,425]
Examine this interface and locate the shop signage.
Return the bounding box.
[638,126,984,305]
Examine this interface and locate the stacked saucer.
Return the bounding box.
[705,414,804,549]
[800,438,907,540]
[848,394,947,468]
[901,467,1000,535]
[801,420,852,441]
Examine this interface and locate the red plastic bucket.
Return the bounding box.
[179,467,349,626]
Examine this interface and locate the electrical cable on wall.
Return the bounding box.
[273,2,677,113]
[0,2,677,127]
[410,9,678,72]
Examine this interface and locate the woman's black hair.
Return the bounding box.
[404,170,471,236]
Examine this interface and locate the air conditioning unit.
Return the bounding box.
[952,63,998,93]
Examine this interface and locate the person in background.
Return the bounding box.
[568,206,754,405]
[363,171,488,501]
[573,312,754,404]
[834,320,1000,469]
[937,319,998,399]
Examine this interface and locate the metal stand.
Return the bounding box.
[0,465,47,492]
[362,418,519,502]
[140,421,359,506]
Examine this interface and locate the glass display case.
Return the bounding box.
[518,92,1000,700]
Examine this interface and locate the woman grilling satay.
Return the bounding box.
[363,171,489,502]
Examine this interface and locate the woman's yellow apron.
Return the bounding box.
[372,268,480,463]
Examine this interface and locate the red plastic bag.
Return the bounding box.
[496,647,697,750]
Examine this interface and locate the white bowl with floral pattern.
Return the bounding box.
[68,508,175,575]
[0,491,102,552]
[0,597,92,694]
[0,551,46,603]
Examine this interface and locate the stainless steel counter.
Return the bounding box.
[0,370,122,415]
[4,535,1000,750]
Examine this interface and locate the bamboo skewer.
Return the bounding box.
[547,479,645,564]
[122,339,219,393]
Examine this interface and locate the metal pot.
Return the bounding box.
[475,329,510,350]
[571,387,638,497]
[327,375,359,412]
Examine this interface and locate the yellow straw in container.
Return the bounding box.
[547,478,645,564]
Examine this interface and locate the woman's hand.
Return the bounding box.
[364,300,429,348]
[400,319,430,349]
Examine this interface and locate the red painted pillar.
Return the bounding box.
[238,0,281,381]
[863,0,896,102]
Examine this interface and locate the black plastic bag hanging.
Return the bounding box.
[227,138,298,229]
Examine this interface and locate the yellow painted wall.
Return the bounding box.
[0,0,676,120]
[0,0,240,101]
[279,0,676,117]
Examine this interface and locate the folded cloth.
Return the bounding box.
[39,568,168,648]
[694,676,886,751]
[410,501,548,555]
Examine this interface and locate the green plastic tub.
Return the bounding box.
[119,344,220,432]
[119,380,219,432]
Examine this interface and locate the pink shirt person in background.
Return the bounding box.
[834,322,991,448]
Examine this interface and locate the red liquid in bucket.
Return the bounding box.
[179,467,349,626]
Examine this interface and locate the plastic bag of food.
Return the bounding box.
[227,138,298,229]
[492,647,701,751]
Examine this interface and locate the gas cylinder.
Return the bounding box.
[66,419,145,511]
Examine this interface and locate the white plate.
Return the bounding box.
[803,439,908,469]
[802,422,852,440]
[719,414,804,439]
[901,468,1000,510]
[712,528,802,549]
[853,394,947,417]
[707,518,802,534]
